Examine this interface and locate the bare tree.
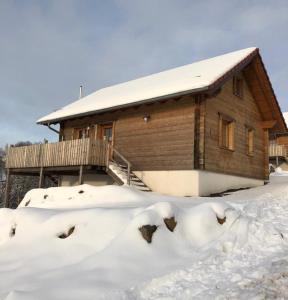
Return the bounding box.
[0,147,6,207]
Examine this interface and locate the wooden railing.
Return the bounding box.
[112,148,132,185]
[5,139,109,169]
[269,143,287,157]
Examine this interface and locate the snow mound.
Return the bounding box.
[19,184,154,209]
[0,184,287,299]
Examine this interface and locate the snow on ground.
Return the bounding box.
[0,174,288,299]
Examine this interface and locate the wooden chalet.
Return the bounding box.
[269,112,288,169]
[4,47,287,205]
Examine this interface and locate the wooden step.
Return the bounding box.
[108,160,151,192]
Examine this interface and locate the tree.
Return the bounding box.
[0,147,6,207]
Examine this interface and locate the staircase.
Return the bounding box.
[107,149,151,192]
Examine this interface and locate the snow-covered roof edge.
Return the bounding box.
[283,112,288,127]
[37,47,259,124]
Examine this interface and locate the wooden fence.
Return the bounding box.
[5,139,109,169]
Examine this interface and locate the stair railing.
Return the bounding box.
[110,147,132,186]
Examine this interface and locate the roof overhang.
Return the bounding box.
[37,48,287,135]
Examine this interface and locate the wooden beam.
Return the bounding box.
[260,120,277,129]
[39,167,44,188]
[263,129,270,180]
[4,169,11,208]
[79,165,84,185]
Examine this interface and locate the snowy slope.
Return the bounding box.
[38,47,257,124]
[0,177,288,299]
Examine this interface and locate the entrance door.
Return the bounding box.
[100,124,113,143]
[99,123,114,158]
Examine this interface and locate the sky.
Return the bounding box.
[0,0,287,147]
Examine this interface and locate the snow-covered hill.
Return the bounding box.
[0,175,288,299]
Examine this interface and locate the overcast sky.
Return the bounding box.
[0,0,287,147]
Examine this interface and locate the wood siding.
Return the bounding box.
[62,97,195,171]
[60,73,266,178]
[204,73,266,179]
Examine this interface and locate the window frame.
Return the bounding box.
[246,126,255,156]
[73,127,90,140]
[218,113,235,151]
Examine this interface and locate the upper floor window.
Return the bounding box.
[233,76,243,98]
[219,113,235,151]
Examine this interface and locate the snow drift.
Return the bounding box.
[0,183,287,299]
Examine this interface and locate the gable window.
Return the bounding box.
[219,114,235,151]
[233,76,243,98]
[246,126,254,156]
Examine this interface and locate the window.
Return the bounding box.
[246,127,254,156]
[73,127,90,140]
[233,76,243,98]
[219,114,235,151]
[103,127,113,142]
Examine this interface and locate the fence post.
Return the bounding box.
[106,143,110,168]
[127,162,131,186]
[39,167,44,188]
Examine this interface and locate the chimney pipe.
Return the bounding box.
[79,85,83,99]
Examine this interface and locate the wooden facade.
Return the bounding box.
[204,73,266,180]
[61,97,195,171]
[56,72,269,180]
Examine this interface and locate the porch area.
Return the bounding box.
[6,138,109,170]
[4,139,110,206]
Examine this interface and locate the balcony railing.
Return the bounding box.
[5,138,109,169]
[269,143,287,157]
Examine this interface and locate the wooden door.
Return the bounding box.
[99,123,114,158]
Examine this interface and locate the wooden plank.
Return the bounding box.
[260,120,277,129]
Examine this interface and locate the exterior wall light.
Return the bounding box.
[143,115,151,123]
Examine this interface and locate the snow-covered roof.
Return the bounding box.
[283,112,288,127]
[38,47,257,124]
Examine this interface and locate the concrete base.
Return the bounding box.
[60,170,264,197]
[61,173,115,187]
[133,170,264,197]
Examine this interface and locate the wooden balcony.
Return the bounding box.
[5,138,109,170]
[269,143,287,157]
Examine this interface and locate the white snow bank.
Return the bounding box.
[270,166,288,176]
[0,183,287,299]
[19,184,156,209]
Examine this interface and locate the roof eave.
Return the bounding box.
[37,85,210,125]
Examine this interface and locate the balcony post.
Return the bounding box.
[4,169,11,208]
[79,165,84,185]
[39,167,44,188]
